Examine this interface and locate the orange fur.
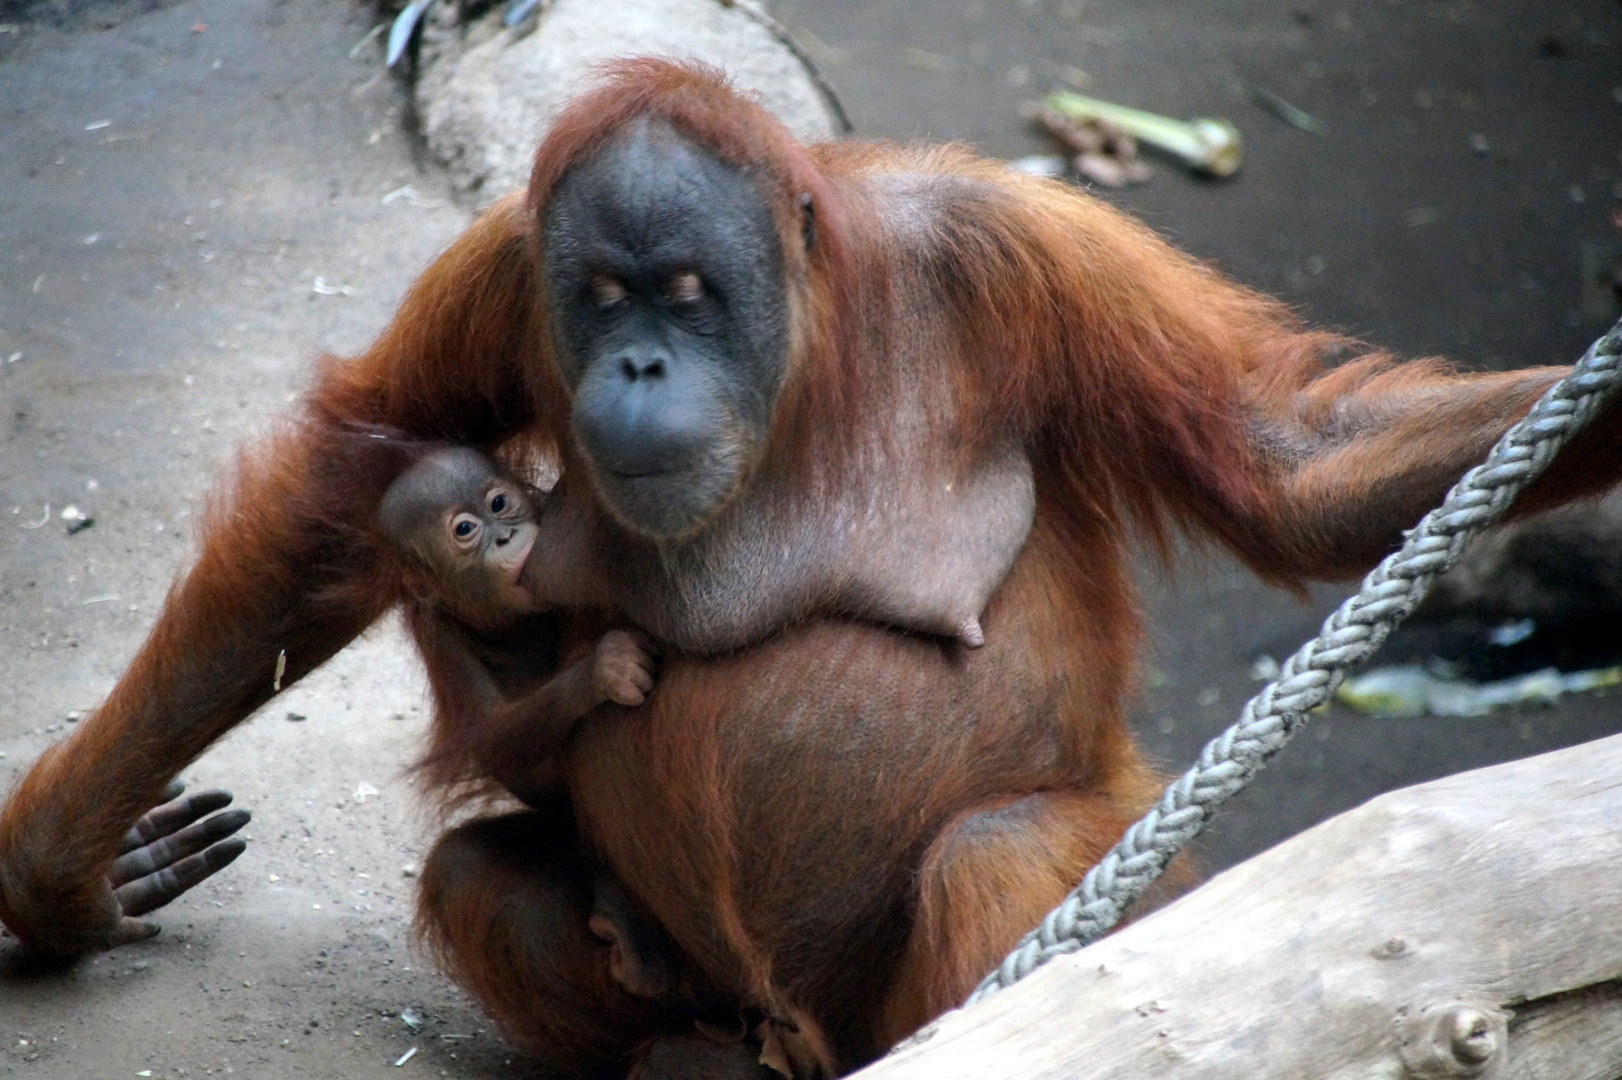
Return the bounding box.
[414,804,679,1075]
[3,60,1621,1075]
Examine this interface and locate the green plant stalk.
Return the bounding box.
[1046,91,1243,177]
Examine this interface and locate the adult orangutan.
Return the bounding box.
[3,59,1620,1079]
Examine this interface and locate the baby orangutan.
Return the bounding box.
[377,446,657,791]
[380,447,678,1007]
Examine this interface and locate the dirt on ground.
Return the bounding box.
[0,0,1619,1077]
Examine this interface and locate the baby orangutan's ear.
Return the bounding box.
[399,569,442,606]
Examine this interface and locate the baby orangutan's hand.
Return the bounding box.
[591,629,660,707]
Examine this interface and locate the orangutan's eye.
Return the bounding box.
[591,275,628,310]
[667,271,704,306]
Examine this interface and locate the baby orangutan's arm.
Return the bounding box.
[477,630,659,806]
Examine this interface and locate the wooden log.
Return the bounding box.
[860,732,1622,1080]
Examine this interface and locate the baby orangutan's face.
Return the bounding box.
[378,447,544,620]
[434,475,540,614]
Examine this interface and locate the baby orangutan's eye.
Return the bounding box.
[450,513,481,546]
[488,490,509,515]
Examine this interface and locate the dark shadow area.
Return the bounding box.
[1378,613,1622,683]
[0,937,78,980]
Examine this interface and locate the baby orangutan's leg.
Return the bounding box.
[415,803,679,1075]
[590,874,680,1000]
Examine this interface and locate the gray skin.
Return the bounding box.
[385,427,1033,655]
[544,119,793,544]
[89,781,252,943]
[539,121,1035,653]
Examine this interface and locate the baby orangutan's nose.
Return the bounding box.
[493,526,516,547]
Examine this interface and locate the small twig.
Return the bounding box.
[349,22,385,60]
[503,0,551,28]
[1242,83,1326,134]
[381,185,442,209]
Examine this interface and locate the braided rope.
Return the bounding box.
[966,317,1622,1004]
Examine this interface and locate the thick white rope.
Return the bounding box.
[966,317,1622,1003]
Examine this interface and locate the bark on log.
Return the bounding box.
[861,732,1622,1080]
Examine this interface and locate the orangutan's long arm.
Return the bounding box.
[1240,353,1622,581]
[0,194,544,954]
[941,165,1622,587]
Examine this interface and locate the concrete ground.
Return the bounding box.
[0,0,1619,1076]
